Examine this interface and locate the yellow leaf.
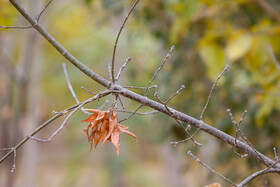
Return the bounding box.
[198,42,225,82]
[226,32,252,61]
[256,96,278,127]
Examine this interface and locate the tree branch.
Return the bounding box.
[0,90,114,165]
[5,0,280,169]
[237,164,280,187]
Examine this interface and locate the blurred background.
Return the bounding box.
[1,0,280,186]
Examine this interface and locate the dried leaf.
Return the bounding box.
[110,125,121,155]
[81,109,137,155]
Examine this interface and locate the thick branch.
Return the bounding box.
[7,0,280,169]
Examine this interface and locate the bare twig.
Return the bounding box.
[172,65,227,147]
[267,46,280,72]
[118,96,126,110]
[227,109,249,158]
[0,25,32,30]
[227,109,267,162]
[111,0,139,83]
[27,101,85,143]
[63,63,90,115]
[99,100,109,110]
[117,109,158,115]
[0,90,114,165]
[187,151,237,186]
[154,91,201,146]
[115,57,131,82]
[165,85,185,103]
[29,91,118,143]
[200,65,229,121]
[36,0,53,22]
[0,148,16,172]
[124,85,158,90]
[273,147,279,161]
[237,160,280,187]
[170,129,198,147]
[1,0,54,30]
[119,104,143,123]
[145,45,175,96]
[8,0,280,169]
[81,86,96,95]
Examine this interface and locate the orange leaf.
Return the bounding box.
[80,113,98,123]
[109,125,121,156]
[81,109,137,155]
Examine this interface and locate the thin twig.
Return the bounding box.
[99,100,109,110]
[124,85,158,90]
[117,109,158,115]
[63,63,90,115]
[0,148,16,172]
[27,90,122,143]
[119,104,143,123]
[273,147,279,161]
[115,57,131,82]
[227,109,266,162]
[1,0,54,30]
[165,85,185,103]
[237,160,280,187]
[227,108,246,154]
[187,151,237,186]
[118,96,126,110]
[145,45,175,96]
[200,65,229,121]
[0,90,114,165]
[36,0,53,22]
[170,129,199,147]
[228,109,249,158]
[111,0,139,83]
[267,46,280,72]
[8,0,280,169]
[171,126,202,147]
[81,86,96,95]
[27,101,85,143]
[0,25,32,30]
[154,91,201,146]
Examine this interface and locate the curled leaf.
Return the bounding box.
[81,109,137,155]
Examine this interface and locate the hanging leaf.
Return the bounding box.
[81,109,137,155]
